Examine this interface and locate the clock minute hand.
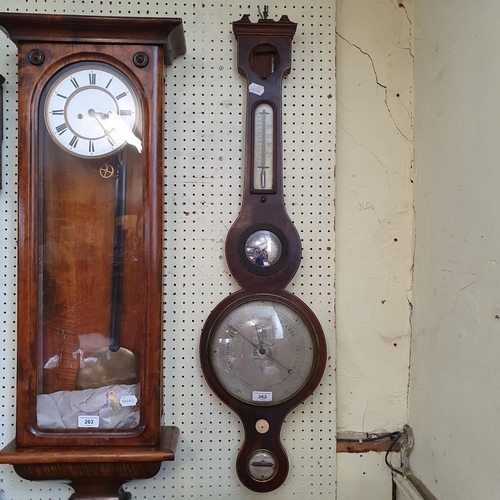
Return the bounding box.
[106,110,142,153]
[90,110,142,153]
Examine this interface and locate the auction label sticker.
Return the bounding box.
[249,82,265,96]
[120,395,138,407]
[252,391,273,402]
[78,415,100,428]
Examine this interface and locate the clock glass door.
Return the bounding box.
[36,62,144,432]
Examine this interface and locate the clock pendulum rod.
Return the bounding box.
[109,149,127,352]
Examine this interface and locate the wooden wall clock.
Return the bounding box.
[0,13,185,499]
[200,14,327,493]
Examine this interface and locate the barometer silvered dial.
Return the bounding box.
[209,297,316,405]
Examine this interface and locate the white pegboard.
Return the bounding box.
[0,1,335,498]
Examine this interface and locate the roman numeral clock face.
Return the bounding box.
[44,63,140,158]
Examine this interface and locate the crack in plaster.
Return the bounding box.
[398,0,415,156]
[336,31,414,150]
[338,122,388,173]
[398,1,414,61]
[338,121,391,199]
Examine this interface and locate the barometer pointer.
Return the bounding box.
[227,325,294,374]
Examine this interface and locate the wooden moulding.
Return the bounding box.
[0,13,186,64]
[232,14,297,39]
[336,431,402,453]
[0,426,179,499]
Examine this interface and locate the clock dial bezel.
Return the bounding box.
[44,62,141,159]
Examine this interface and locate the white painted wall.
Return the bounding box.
[335,0,414,494]
[410,1,500,498]
[337,453,393,500]
[336,0,413,433]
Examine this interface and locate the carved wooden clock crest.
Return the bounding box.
[0,13,185,499]
[200,14,327,493]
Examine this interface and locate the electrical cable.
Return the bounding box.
[336,430,406,476]
[337,432,398,443]
[384,431,404,476]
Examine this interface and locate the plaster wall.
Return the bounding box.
[335,0,414,494]
[335,0,413,433]
[411,1,500,498]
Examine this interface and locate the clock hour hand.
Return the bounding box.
[90,109,143,153]
[106,111,142,153]
[89,109,114,138]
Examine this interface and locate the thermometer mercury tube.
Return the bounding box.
[253,102,274,190]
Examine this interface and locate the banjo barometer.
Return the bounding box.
[200,13,327,493]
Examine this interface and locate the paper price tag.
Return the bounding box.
[120,395,138,407]
[249,82,265,96]
[252,391,273,402]
[78,415,99,428]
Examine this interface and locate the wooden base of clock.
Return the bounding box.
[0,426,179,499]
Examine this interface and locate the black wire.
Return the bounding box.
[337,431,406,475]
[385,431,405,476]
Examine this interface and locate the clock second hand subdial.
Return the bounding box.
[227,324,294,374]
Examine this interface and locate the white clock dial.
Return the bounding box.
[209,298,316,405]
[44,64,141,158]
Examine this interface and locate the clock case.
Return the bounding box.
[0,13,185,498]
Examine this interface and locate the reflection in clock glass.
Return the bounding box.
[244,230,282,267]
